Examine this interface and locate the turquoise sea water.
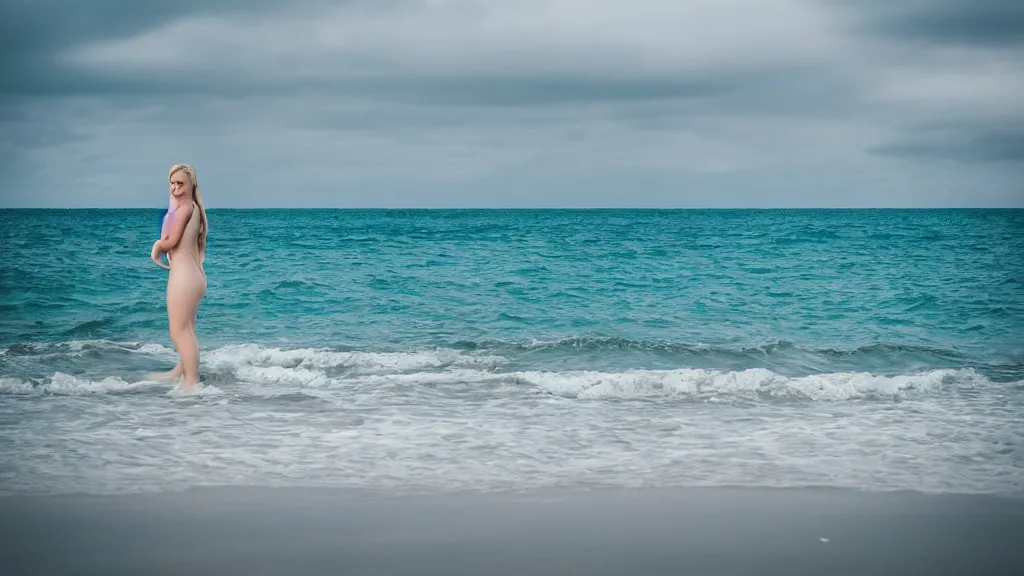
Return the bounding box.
[1,209,1022,496]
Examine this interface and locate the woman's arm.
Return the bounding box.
[154,201,194,253]
[151,245,170,269]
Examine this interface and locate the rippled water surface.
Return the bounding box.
[1,209,1022,496]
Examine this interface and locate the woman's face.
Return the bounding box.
[169,170,192,200]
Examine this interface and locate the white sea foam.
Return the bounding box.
[0,377,32,395]
[203,343,507,373]
[0,339,175,357]
[357,368,507,386]
[0,365,1020,498]
[352,366,983,401]
[233,365,332,387]
[135,343,175,355]
[2,342,1020,498]
[4,339,986,404]
[166,383,225,398]
[510,367,973,401]
[0,372,166,396]
[0,361,992,402]
[0,373,227,398]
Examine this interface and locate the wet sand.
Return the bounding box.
[2,486,1022,575]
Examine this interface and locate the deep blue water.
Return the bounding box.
[1,209,1022,496]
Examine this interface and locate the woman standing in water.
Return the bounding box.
[150,163,208,391]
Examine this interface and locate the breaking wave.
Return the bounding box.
[1,341,1006,403]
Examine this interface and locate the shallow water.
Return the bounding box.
[1,208,1022,495]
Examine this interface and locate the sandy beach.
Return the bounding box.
[3,486,1022,575]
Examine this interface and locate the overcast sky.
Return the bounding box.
[1,0,1022,208]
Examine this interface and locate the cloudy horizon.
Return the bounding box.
[1,0,1022,208]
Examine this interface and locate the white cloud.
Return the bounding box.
[865,55,1024,116]
[65,0,845,78]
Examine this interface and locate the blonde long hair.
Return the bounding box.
[168,163,208,256]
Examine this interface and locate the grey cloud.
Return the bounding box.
[6,74,729,106]
[851,0,1024,46]
[0,0,343,96]
[338,76,729,107]
[0,0,338,54]
[0,0,831,113]
[870,131,1024,163]
[0,121,90,151]
[1,0,1023,208]
[0,1,212,69]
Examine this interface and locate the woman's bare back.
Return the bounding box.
[168,201,205,273]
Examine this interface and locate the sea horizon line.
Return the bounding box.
[2,206,1022,211]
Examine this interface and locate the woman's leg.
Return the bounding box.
[170,325,199,389]
[167,275,203,390]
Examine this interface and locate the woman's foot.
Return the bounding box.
[145,364,182,382]
[178,375,200,393]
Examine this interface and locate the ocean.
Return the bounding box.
[1,208,1022,497]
